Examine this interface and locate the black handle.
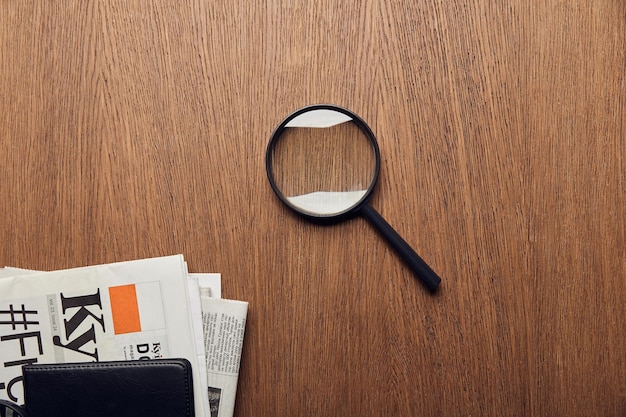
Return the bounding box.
[360,204,441,292]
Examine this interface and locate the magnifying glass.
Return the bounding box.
[266,104,441,292]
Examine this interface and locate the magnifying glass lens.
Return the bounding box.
[268,110,378,216]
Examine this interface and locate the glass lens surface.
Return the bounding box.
[269,109,378,216]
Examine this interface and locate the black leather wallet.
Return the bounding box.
[21,359,194,417]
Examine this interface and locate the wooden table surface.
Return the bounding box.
[1,1,624,416]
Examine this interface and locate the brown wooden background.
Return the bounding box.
[1,1,624,416]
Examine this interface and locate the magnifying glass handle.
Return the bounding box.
[360,204,441,292]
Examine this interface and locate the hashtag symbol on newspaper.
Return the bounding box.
[0,304,39,330]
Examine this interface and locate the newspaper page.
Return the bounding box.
[2,267,222,411]
[0,255,207,417]
[192,273,222,299]
[0,267,33,278]
[201,295,248,417]
[186,272,221,405]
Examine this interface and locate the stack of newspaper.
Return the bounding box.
[0,254,247,417]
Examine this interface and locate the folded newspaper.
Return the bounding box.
[0,255,247,417]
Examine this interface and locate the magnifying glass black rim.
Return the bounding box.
[266,104,381,224]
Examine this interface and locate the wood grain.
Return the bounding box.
[1,1,624,416]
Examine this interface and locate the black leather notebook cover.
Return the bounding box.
[22,359,194,417]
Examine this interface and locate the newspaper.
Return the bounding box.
[0,255,207,417]
[0,258,248,417]
[201,296,248,417]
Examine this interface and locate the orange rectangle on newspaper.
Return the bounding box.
[109,284,141,334]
